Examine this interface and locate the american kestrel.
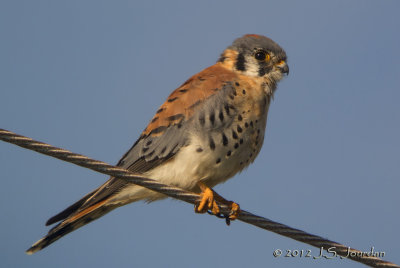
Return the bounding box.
[27,34,289,254]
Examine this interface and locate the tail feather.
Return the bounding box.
[45,189,98,226]
[26,198,117,255]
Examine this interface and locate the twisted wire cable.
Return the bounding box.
[0,128,397,268]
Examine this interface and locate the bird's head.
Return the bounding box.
[218,34,289,90]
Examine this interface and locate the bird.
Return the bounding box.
[26,34,289,254]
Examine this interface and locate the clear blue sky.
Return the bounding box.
[1,1,399,267]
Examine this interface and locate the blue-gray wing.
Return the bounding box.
[46,65,240,225]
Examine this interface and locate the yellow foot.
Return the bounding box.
[195,185,220,215]
[194,182,240,225]
[227,201,240,220]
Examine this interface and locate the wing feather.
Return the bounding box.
[47,63,239,223]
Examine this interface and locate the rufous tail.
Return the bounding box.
[26,198,118,254]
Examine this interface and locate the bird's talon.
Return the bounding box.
[228,202,240,220]
[195,186,220,215]
[195,182,240,224]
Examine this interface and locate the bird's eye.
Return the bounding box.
[254,51,270,61]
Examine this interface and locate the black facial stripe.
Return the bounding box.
[258,67,266,76]
[235,53,246,71]
[258,63,272,77]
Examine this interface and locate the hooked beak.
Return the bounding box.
[276,61,289,75]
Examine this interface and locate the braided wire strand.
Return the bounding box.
[0,128,397,268]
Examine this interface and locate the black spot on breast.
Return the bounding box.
[238,115,243,121]
[142,147,149,153]
[216,158,221,164]
[161,147,167,154]
[149,126,167,135]
[235,53,246,71]
[239,138,243,144]
[167,114,184,121]
[229,95,234,100]
[232,130,238,139]
[179,89,188,93]
[245,122,249,128]
[168,97,178,102]
[242,89,246,95]
[226,151,232,157]
[156,108,165,114]
[209,137,216,150]
[234,143,239,149]
[219,111,224,122]
[196,148,203,153]
[151,117,159,123]
[250,121,254,128]
[146,140,152,146]
[237,125,243,133]
[209,112,215,125]
[240,161,243,165]
[235,82,240,86]
[222,133,228,146]
[257,129,260,134]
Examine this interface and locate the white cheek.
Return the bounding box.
[242,58,260,77]
[270,70,284,81]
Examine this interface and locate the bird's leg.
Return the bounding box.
[195,182,240,221]
[195,182,220,215]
